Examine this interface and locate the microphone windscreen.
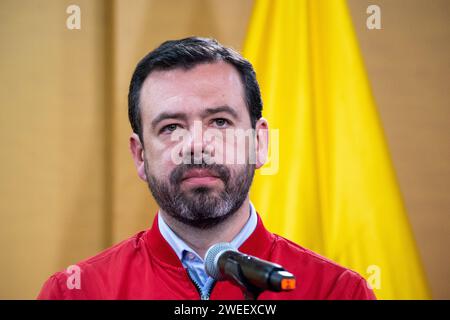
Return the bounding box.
[204,242,236,280]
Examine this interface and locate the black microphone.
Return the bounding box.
[204,242,296,295]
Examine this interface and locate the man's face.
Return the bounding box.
[130,61,267,229]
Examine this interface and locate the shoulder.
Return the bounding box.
[37,230,149,299]
[271,234,356,273]
[268,234,376,299]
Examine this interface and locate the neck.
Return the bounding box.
[159,197,251,259]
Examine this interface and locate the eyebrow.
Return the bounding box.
[151,112,188,129]
[151,105,239,130]
[200,106,239,119]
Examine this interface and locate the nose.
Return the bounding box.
[181,121,213,164]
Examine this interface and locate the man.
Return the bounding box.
[38,37,375,300]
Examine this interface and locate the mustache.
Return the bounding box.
[170,162,231,186]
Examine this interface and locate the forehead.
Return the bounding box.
[139,61,246,120]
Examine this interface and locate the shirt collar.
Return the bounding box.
[146,207,275,269]
[158,201,258,262]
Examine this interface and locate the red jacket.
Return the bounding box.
[38,213,376,300]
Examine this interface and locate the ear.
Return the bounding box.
[129,133,147,182]
[254,117,269,169]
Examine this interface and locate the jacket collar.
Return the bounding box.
[145,211,275,268]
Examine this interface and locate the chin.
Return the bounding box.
[178,212,235,230]
[183,184,222,196]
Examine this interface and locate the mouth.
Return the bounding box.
[181,169,222,186]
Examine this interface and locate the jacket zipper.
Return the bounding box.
[186,269,216,300]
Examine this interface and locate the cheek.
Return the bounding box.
[145,142,177,178]
[218,132,254,165]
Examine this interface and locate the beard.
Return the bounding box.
[145,160,255,229]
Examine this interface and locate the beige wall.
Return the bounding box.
[0,0,109,299]
[0,0,448,299]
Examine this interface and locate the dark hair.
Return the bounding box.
[128,37,263,141]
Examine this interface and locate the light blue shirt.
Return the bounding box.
[158,201,258,299]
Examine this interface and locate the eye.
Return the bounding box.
[160,123,180,134]
[212,118,230,128]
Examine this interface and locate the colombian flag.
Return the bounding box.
[245,0,431,299]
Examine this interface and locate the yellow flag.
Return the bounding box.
[245,0,431,299]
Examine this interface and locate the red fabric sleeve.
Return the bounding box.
[325,270,377,300]
[351,277,377,300]
[37,274,65,300]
